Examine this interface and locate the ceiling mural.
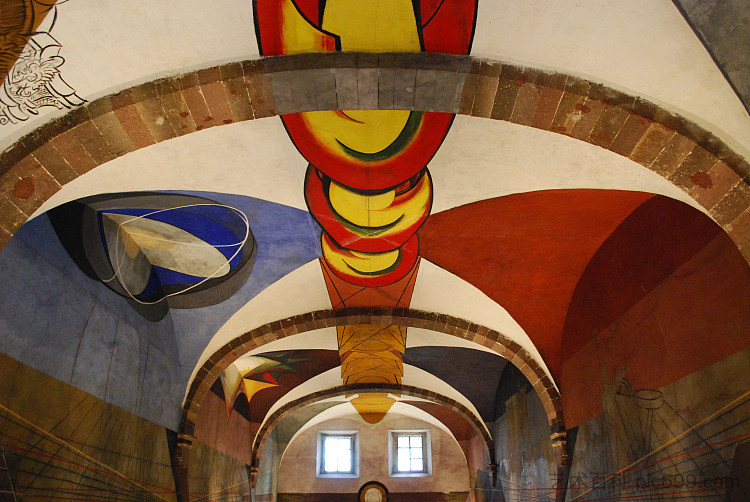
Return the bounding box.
[0,191,323,425]
[253,0,479,423]
[420,189,656,375]
[0,2,749,500]
[419,190,750,427]
[3,0,742,433]
[0,0,82,126]
[218,349,341,422]
[49,192,256,320]
[254,0,478,57]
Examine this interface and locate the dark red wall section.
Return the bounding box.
[420,190,750,428]
[559,197,750,426]
[419,189,653,376]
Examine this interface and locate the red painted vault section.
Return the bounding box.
[419,190,750,428]
[419,189,654,377]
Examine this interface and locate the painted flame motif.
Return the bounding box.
[254,0,477,422]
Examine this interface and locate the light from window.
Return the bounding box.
[323,435,353,473]
[390,430,431,476]
[396,434,424,472]
[317,431,358,477]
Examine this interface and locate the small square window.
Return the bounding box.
[389,430,431,477]
[317,431,359,478]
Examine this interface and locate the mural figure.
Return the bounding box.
[0,0,83,125]
[254,0,478,422]
[564,375,750,501]
[214,349,340,422]
[222,351,310,416]
[49,192,256,321]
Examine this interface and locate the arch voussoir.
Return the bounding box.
[1,53,749,259]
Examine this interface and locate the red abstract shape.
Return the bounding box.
[420,0,478,54]
[290,0,322,26]
[254,0,337,56]
[283,112,454,191]
[419,190,654,376]
[261,372,278,384]
[559,196,749,426]
[305,167,432,253]
[254,0,477,56]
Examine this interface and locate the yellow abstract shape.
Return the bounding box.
[330,182,396,227]
[301,110,411,155]
[221,355,283,415]
[242,378,277,403]
[119,226,173,258]
[337,324,406,397]
[328,173,431,229]
[322,0,421,52]
[350,393,397,424]
[281,0,332,54]
[220,364,244,415]
[322,236,400,276]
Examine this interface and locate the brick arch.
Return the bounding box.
[1,53,748,260]
[251,383,494,481]
[176,307,570,501]
[180,307,563,437]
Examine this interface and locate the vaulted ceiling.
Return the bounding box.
[1,1,749,500]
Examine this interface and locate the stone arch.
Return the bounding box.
[1,53,748,261]
[180,307,563,437]
[176,307,571,501]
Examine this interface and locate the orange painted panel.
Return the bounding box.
[419,189,653,376]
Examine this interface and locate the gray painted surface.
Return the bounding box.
[486,346,750,500]
[674,0,750,113]
[0,194,322,429]
[267,62,469,115]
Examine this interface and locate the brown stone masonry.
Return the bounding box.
[1,53,748,259]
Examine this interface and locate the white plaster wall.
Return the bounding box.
[33,115,704,219]
[429,116,705,215]
[246,327,340,354]
[54,0,259,96]
[264,367,345,419]
[277,414,470,494]
[33,118,309,217]
[0,0,260,148]
[262,365,484,433]
[472,0,750,159]
[406,328,496,354]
